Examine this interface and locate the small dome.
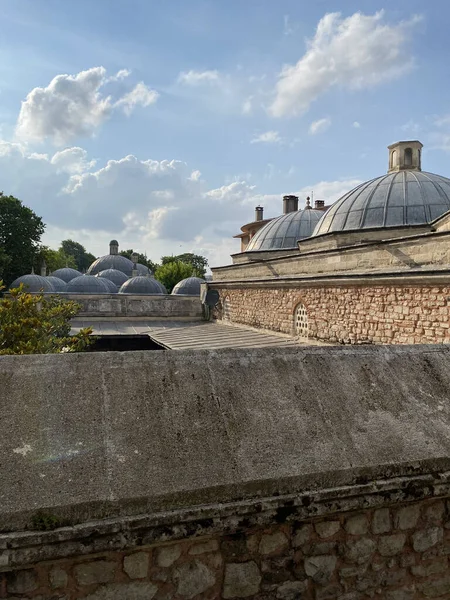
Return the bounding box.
[153,279,168,294]
[313,171,450,236]
[109,239,119,246]
[87,254,134,276]
[52,267,82,282]
[100,278,118,293]
[45,276,67,292]
[9,274,54,293]
[66,275,112,294]
[96,269,129,287]
[172,277,205,296]
[118,276,166,295]
[137,263,152,276]
[246,209,324,251]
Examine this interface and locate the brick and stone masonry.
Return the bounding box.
[214,284,450,344]
[1,497,450,599]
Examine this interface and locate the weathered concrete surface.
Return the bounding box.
[1,345,450,531]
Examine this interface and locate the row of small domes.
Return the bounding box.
[9,270,205,296]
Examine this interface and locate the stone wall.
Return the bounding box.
[215,284,450,344]
[1,496,449,599]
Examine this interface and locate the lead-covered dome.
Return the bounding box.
[45,276,67,292]
[66,275,112,294]
[314,141,450,236]
[52,267,82,282]
[9,274,54,293]
[119,276,166,295]
[96,269,129,287]
[87,254,134,276]
[246,208,324,251]
[172,277,205,296]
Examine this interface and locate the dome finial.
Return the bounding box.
[387,140,423,173]
[305,196,311,209]
[109,240,119,255]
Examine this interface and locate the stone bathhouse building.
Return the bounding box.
[211,141,450,345]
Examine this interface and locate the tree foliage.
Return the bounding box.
[155,261,194,293]
[0,193,45,285]
[34,246,77,274]
[161,253,208,277]
[0,282,94,355]
[60,239,96,272]
[119,249,159,274]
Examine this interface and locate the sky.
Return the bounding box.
[0,0,450,268]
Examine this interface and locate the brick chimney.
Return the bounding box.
[314,200,325,209]
[283,195,299,214]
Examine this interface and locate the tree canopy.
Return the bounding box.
[0,193,45,285]
[34,246,77,274]
[60,239,96,272]
[161,253,208,277]
[0,282,93,355]
[155,261,194,293]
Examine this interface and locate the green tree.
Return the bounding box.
[120,249,159,274]
[0,282,94,355]
[0,193,45,285]
[34,246,77,274]
[60,240,95,271]
[161,253,208,277]
[155,261,193,293]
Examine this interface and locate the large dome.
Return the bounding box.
[9,274,54,293]
[313,141,450,236]
[52,267,82,282]
[246,209,324,251]
[87,254,134,276]
[172,277,205,296]
[66,275,112,294]
[119,276,166,295]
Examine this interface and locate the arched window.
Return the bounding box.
[404,147,412,167]
[222,297,231,321]
[391,150,397,169]
[294,302,308,338]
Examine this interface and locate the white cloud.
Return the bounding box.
[283,15,294,36]
[115,82,159,116]
[353,121,361,129]
[309,118,331,135]
[270,10,421,117]
[15,67,158,145]
[51,147,96,174]
[250,131,282,144]
[177,70,220,85]
[110,69,131,81]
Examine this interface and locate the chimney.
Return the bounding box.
[254,206,264,221]
[131,252,139,278]
[283,195,299,214]
[40,260,47,277]
[314,199,325,209]
[109,240,119,256]
[387,140,423,173]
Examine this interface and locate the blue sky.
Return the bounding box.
[0,0,449,266]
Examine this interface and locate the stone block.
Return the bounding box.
[259,531,288,555]
[372,508,391,534]
[304,554,337,585]
[345,538,376,564]
[378,533,406,556]
[345,514,368,535]
[292,524,312,547]
[411,558,448,577]
[49,567,68,589]
[173,560,215,598]
[156,544,182,567]
[385,590,415,600]
[394,505,421,530]
[188,540,219,555]
[123,552,149,579]
[315,521,340,539]
[74,561,116,586]
[423,501,445,525]
[276,580,308,599]
[6,569,38,594]
[84,582,158,599]
[223,561,262,598]
[412,527,443,552]
[417,575,450,597]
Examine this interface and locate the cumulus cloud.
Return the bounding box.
[250,131,282,144]
[270,10,421,117]
[309,118,331,135]
[15,67,158,145]
[51,147,96,174]
[115,82,159,116]
[177,70,220,85]
[353,121,361,129]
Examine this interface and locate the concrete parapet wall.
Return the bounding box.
[62,293,203,318]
